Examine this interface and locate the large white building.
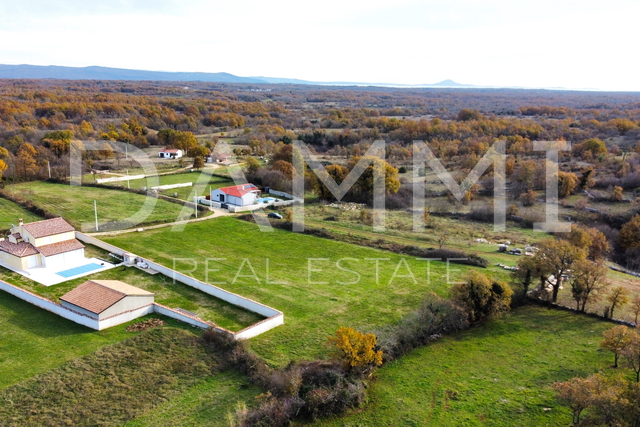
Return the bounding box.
[211,184,260,206]
[0,218,85,271]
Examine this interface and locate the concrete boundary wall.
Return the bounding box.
[96,174,145,184]
[75,232,284,339]
[152,182,193,191]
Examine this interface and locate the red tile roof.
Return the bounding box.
[37,239,85,257]
[60,280,153,314]
[0,240,39,257]
[22,217,75,239]
[219,184,259,197]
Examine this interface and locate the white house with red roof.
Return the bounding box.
[211,184,260,206]
[60,280,155,321]
[0,218,85,271]
[158,148,183,159]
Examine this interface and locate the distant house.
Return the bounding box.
[158,148,183,159]
[211,184,260,206]
[0,218,85,271]
[206,153,230,163]
[60,279,154,322]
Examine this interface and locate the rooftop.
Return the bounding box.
[60,280,153,314]
[219,184,259,197]
[22,217,75,239]
[0,240,39,257]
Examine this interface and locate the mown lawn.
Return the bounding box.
[0,262,263,332]
[3,181,202,231]
[0,197,43,231]
[0,290,161,390]
[102,216,482,366]
[96,171,234,200]
[316,306,615,427]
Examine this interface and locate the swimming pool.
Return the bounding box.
[257,197,276,203]
[56,263,103,278]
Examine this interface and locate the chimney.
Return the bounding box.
[19,218,23,227]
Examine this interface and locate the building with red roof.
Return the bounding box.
[211,184,260,206]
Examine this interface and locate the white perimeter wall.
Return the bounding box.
[75,232,284,339]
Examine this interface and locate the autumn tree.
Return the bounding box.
[346,155,400,202]
[618,215,640,252]
[564,225,609,261]
[631,295,640,324]
[451,271,513,323]
[558,171,578,198]
[245,156,261,173]
[607,286,630,319]
[611,185,624,202]
[530,238,587,302]
[555,374,630,426]
[578,168,595,190]
[193,156,204,170]
[520,189,537,206]
[0,146,8,181]
[622,330,640,382]
[15,143,38,180]
[328,327,383,373]
[314,164,349,200]
[570,260,609,312]
[554,376,596,425]
[601,325,631,367]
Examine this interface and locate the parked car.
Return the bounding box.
[267,212,283,219]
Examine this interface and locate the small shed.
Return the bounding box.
[60,280,154,321]
[158,149,183,159]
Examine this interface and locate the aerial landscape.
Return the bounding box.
[1,1,640,426]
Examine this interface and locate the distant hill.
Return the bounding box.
[0,64,473,88]
[0,64,267,83]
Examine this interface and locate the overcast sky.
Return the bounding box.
[0,0,637,91]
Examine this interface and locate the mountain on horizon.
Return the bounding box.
[0,64,474,88]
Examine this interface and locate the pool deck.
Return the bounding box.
[0,258,118,287]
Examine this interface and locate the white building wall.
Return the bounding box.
[99,295,155,320]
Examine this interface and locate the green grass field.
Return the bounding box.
[95,171,234,200]
[0,197,43,231]
[0,290,154,390]
[0,263,263,331]
[102,216,484,366]
[3,181,203,231]
[0,327,262,426]
[316,306,615,427]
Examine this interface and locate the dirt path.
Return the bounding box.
[87,208,236,237]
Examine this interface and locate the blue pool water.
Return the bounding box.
[257,197,276,203]
[56,263,103,278]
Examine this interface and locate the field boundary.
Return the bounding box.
[75,232,284,339]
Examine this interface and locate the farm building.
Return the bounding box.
[60,279,154,322]
[211,184,260,206]
[158,148,183,159]
[0,218,85,271]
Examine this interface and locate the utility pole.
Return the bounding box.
[194,195,198,219]
[94,200,99,231]
[47,160,51,178]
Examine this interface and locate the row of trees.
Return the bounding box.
[555,325,640,426]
